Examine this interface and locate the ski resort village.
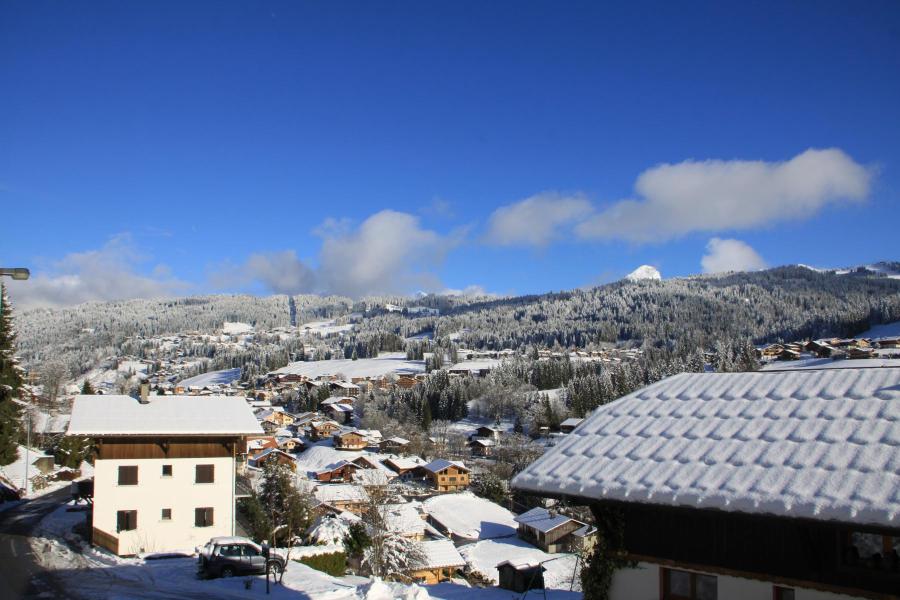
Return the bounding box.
[1,266,900,600]
[4,4,900,599]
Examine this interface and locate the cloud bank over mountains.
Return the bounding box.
[6,149,874,309]
[488,148,872,245]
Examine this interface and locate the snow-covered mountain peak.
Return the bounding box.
[625,265,662,281]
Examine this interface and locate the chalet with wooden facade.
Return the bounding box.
[313,483,369,514]
[383,456,426,480]
[468,438,495,457]
[423,459,470,492]
[513,507,592,553]
[406,540,466,584]
[333,430,367,450]
[67,394,262,556]
[314,460,358,483]
[378,436,410,453]
[308,420,340,441]
[512,368,900,600]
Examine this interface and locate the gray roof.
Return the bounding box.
[513,368,900,529]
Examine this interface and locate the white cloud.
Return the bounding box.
[6,234,188,310]
[485,192,593,247]
[701,238,768,274]
[576,148,872,242]
[245,251,317,295]
[318,210,457,297]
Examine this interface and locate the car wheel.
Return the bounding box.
[220,566,235,578]
[267,560,283,575]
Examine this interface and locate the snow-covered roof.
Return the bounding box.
[383,456,425,471]
[418,540,465,569]
[559,418,583,428]
[381,502,425,536]
[354,469,392,487]
[423,459,468,474]
[512,368,900,529]
[314,484,369,504]
[513,507,580,533]
[67,395,263,436]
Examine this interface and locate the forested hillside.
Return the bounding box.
[14,265,900,378]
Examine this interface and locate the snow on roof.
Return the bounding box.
[321,396,354,405]
[423,459,468,474]
[353,468,392,487]
[760,357,900,370]
[271,352,424,380]
[383,456,426,471]
[512,368,900,528]
[513,507,580,533]
[314,484,369,504]
[559,418,583,428]
[327,404,354,413]
[381,502,426,536]
[418,540,465,570]
[381,437,410,445]
[67,395,263,436]
[422,492,518,540]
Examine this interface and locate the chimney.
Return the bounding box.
[139,383,150,404]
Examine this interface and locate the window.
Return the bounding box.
[116,510,137,532]
[843,530,900,570]
[161,508,172,520]
[195,507,214,527]
[118,466,138,485]
[662,568,717,600]
[195,464,215,484]
[774,587,795,600]
[161,464,172,477]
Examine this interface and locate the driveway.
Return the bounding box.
[0,488,76,599]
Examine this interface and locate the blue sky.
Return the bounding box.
[2,1,899,307]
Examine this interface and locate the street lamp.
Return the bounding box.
[0,268,30,281]
[0,267,30,492]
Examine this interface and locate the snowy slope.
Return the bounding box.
[273,352,425,379]
[177,367,242,388]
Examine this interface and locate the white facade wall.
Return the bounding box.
[93,456,235,555]
[609,561,866,600]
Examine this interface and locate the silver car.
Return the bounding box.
[197,536,285,579]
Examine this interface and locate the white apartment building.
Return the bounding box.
[68,394,262,556]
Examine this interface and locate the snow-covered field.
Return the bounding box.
[178,368,242,388]
[859,320,900,339]
[272,352,425,379]
[459,537,579,589]
[223,321,254,335]
[300,320,355,337]
[422,492,518,541]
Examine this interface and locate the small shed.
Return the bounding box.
[497,560,545,592]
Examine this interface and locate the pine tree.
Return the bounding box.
[0,284,23,465]
[421,399,432,431]
[81,379,95,395]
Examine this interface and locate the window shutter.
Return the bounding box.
[195,464,215,483]
[118,466,138,485]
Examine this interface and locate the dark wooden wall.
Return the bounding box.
[96,436,238,459]
[592,500,900,599]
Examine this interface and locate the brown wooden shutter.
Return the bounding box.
[195,507,214,527]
